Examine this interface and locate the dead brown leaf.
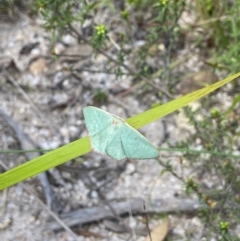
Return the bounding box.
[144,219,169,241]
[29,57,46,75]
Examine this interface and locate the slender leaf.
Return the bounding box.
[0,72,240,190]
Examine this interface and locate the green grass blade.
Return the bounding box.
[127,72,240,128]
[0,149,52,154]
[1,72,240,190]
[158,147,240,159]
[0,137,91,189]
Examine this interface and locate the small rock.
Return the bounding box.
[125,163,136,175]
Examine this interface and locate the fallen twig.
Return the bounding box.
[46,197,203,231]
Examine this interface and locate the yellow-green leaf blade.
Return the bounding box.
[1,72,240,190]
[127,72,240,129]
[0,137,91,190]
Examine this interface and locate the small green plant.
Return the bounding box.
[219,221,229,238]
[93,89,108,104]
[185,177,199,195]
[91,24,109,49]
[170,99,240,239]
[193,0,240,73]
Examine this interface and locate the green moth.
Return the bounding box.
[83,106,159,160]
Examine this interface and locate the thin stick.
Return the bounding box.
[143,201,152,241]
